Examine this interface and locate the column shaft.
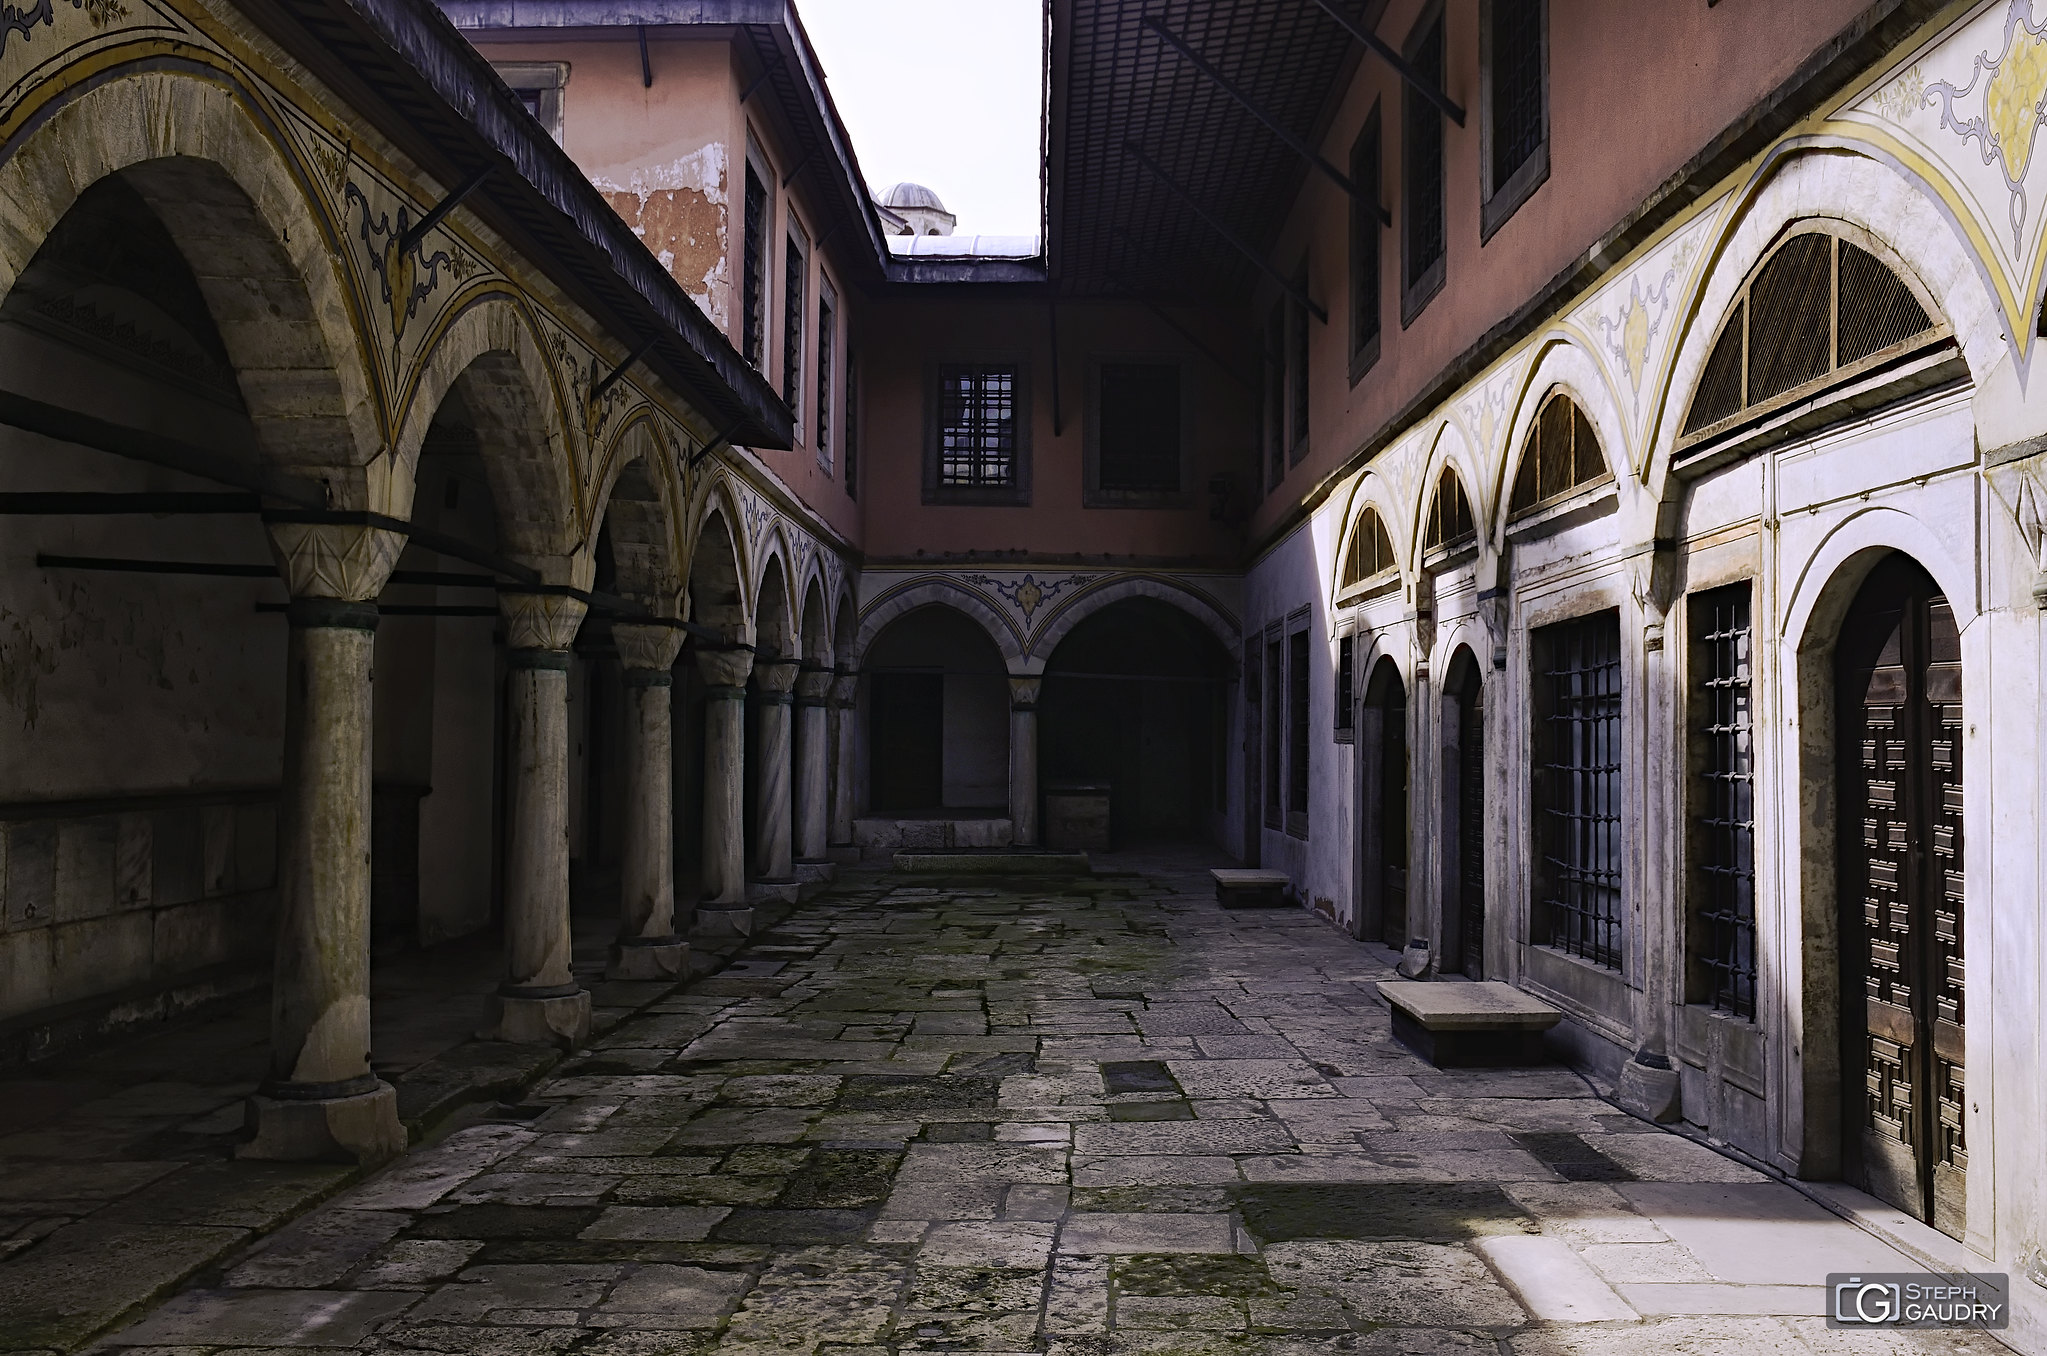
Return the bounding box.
[502,653,575,993]
[828,673,857,847]
[794,669,831,861]
[751,660,799,883]
[1009,676,1041,847]
[610,623,687,981]
[698,647,754,910]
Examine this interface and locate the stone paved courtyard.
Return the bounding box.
[65,861,2011,1354]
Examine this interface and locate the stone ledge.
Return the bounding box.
[1378,980,1563,1068]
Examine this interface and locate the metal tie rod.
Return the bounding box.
[1310,0,1465,126]
[1121,141,1328,323]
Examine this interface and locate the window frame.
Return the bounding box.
[492,62,570,144]
[741,148,771,370]
[1349,100,1383,385]
[1478,0,1549,244]
[1084,354,1192,509]
[1423,466,1478,557]
[782,218,809,431]
[922,357,1032,506]
[1400,0,1448,327]
[1507,390,1613,522]
[1287,260,1311,467]
[1334,629,1356,744]
[1263,633,1283,829]
[1686,581,1757,1018]
[1286,618,1312,838]
[1338,507,1400,599]
[1531,609,1625,970]
[815,275,837,472]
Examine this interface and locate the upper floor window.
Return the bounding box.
[494,63,568,144]
[783,223,808,419]
[925,362,1030,505]
[845,348,860,499]
[1479,0,1547,241]
[1680,229,1940,446]
[1334,632,1356,742]
[1508,392,1608,518]
[1287,263,1311,466]
[816,280,837,470]
[1424,468,1476,551]
[1262,302,1286,493]
[1088,360,1184,506]
[1340,507,1397,591]
[1349,102,1383,382]
[1402,3,1447,323]
[742,163,768,368]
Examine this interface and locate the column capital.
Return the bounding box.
[831,672,859,707]
[613,622,685,673]
[1009,675,1043,710]
[500,589,589,651]
[753,658,800,694]
[265,521,405,602]
[696,646,754,688]
[795,668,833,701]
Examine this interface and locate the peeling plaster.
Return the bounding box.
[594,144,730,331]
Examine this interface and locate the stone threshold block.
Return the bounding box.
[1210,868,1291,909]
[694,906,755,942]
[746,880,801,905]
[1378,980,1562,1068]
[607,937,689,982]
[893,850,1091,874]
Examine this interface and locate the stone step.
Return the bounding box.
[891,849,1092,874]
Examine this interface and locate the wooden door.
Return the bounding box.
[869,672,943,811]
[1838,558,1966,1239]
[1378,678,1409,949]
[1457,681,1485,978]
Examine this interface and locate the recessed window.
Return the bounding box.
[1287,263,1311,466]
[1263,303,1286,492]
[1340,508,1397,590]
[742,164,768,369]
[1688,583,1756,1018]
[1088,361,1184,505]
[1402,3,1447,324]
[1264,637,1283,827]
[1424,468,1476,550]
[1335,634,1356,741]
[816,279,836,470]
[845,348,860,499]
[1479,0,1548,241]
[1508,392,1608,517]
[1287,627,1311,833]
[783,224,807,419]
[1350,102,1383,382]
[925,362,1030,505]
[1681,230,1940,445]
[494,62,569,144]
[1533,609,1624,969]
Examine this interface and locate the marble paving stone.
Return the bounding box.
[222,1208,409,1288]
[1057,1212,1234,1254]
[916,1220,1056,1267]
[105,1286,419,1346]
[1263,1238,1527,1326]
[578,1206,731,1241]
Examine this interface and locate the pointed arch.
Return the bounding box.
[851,579,1026,672]
[687,503,746,641]
[752,546,797,659]
[1331,469,1407,605]
[799,575,831,666]
[1491,337,1630,540]
[591,419,682,615]
[0,71,383,477]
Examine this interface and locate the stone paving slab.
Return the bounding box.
[32,859,2016,1355]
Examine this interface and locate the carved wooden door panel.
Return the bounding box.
[1839,558,1965,1240]
[1458,683,1486,978]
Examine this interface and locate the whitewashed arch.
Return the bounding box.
[1490,336,1636,543]
[850,581,1026,672]
[1408,418,1484,572]
[1329,469,1412,611]
[1647,144,2001,501]
[1783,505,1980,651]
[1030,575,1239,666]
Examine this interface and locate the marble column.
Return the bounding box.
[696,647,754,925]
[1618,564,1682,1122]
[486,588,591,1048]
[1009,675,1042,847]
[793,667,831,863]
[242,520,407,1165]
[828,670,858,850]
[608,622,687,982]
[751,659,800,884]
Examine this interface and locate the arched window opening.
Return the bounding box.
[1341,507,1397,589]
[1508,392,1606,517]
[1681,229,1940,442]
[1424,468,1475,551]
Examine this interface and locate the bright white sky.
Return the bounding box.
[794,0,1046,237]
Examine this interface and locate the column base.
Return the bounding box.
[238,1079,405,1165]
[1617,1052,1682,1123]
[825,844,860,865]
[484,987,592,1048]
[606,937,689,982]
[746,879,801,905]
[693,906,756,941]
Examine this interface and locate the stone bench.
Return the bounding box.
[1377,980,1562,1067]
[1210,869,1291,909]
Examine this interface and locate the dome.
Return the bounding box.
[880,181,948,213]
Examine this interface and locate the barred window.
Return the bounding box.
[782,228,807,412]
[742,165,768,368]
[1402,4,1446,317]
[1335,634,1355,739]
[1480,0,1547,239]
[1340,508,1396,589]
[937,365,1017,487]
[1681,230,1939,443]
[816,282,835,468]
[1424,468,1475,550]
[844,348,859,499]
[1534,610,1623,968]
[1287,628,1311,826]
[1096,362,1180,494]
[1690,583,1756,1017]
[1350,103,1382,377]
[1509,392,1607,516]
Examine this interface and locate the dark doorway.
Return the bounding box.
[1441,648,1484,977]
[1040,598,1231,847]
[870,672,944,811]
[1836,554,1965,1239]
[1360,657,1409,948]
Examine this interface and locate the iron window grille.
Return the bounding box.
[844,349,859,499]
[1690,583,1756,1017]
[816,283,835,469]
[1350,102,1383,383]
[1534,610,1624,968]
[782,229,807,414]
[1424,468,1476,552]
[1340,509,1396,591]
[1288,628,1311,829]
[742,165,768,369]
[1680,229,1941,446]
[924,363,1030,504]
[1093,361,1182,499]
[1401,3,1447,323]
[1479,0,1548,241]
[1287,263,1310,466]
[1335,634,1355,741]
